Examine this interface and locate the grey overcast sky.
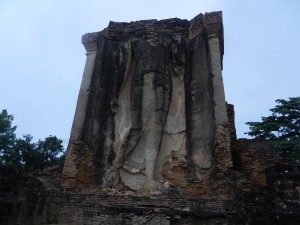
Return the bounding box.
[0,0,299,147]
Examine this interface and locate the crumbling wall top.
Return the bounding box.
[81,11,224,59]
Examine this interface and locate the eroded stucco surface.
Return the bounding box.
[62,12,230,191]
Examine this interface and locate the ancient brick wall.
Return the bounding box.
[233,139,276,186]
[62,11,231,193]
[226,103,237,144]
[1,11,299,225]
[265,162,300,224]
[0,160,300,225]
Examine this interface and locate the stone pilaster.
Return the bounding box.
[204,12,227,125]
[62,33,98,190]
[69,32,98,143]
[205,12,233,169]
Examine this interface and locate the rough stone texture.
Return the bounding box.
[233,139,277,186]
[62,11,231,192]
[1,11,299,225]
[1,157,299,225]
[226,103,237,144]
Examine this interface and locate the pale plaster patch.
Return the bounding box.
[155,69,187,179]
[120,169,145,190]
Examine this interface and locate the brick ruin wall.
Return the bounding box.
[62,11,230,192]
[1,102,299,225]
[0,102,299,224]
[1,140,299,225]
[0,12,299,225]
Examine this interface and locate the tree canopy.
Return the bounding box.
[0,110,16,154]
[0,109,65,171]
[245,97,300,160]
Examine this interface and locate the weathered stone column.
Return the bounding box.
[62,33,98,190]
[69,33,98,143]
[206,12,233,168]
[209,37,228,124]
[205,13,227,125]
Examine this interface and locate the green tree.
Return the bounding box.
[14,134,40,171]
[36,135,64,167]
[245,97,300,160]
[0,109,16,155]
[0,109,65,171]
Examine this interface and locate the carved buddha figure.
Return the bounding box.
[105,25,186,190]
